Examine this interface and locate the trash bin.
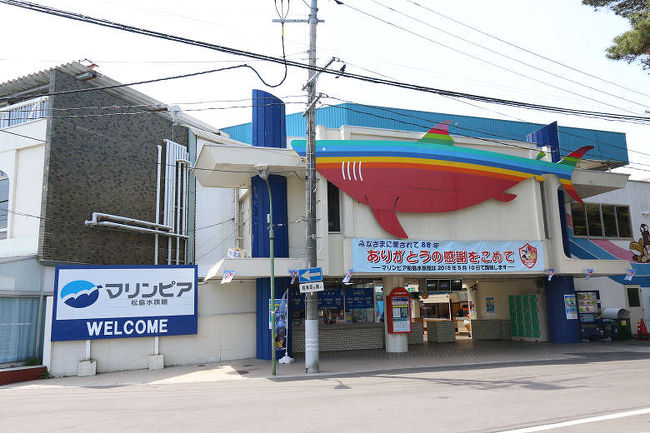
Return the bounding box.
[602,308,632,340]
[617,318,632,340]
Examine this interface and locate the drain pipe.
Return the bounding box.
[85,220,188,238]
[155,144,162,265]
[85,212,173,231]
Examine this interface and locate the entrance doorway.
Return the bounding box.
[625,286,645,334]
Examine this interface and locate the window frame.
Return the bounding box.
[570,202,633,240]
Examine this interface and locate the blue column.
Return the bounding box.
[250,90,290,359]
[256,278,292,360]
[545,276,580,343]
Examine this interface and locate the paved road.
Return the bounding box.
[2,354,650,433]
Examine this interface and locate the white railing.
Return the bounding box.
[0,97,49,129]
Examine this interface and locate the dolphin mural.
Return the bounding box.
[291,122,593,239]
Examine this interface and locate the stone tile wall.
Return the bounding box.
[292,323,385,352]
[39,70,189,265]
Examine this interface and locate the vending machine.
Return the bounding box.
[386,287,412,334]
[575,290,603,340]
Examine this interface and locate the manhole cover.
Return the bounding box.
[228,370,249,375]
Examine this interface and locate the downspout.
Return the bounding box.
[155,144,162,265]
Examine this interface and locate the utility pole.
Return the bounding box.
[304,0,320,374]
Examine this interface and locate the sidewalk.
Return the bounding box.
[6,339,650,389]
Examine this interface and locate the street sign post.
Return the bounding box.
[300,281,324,293]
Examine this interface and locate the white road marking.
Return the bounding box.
[497,407,650,432]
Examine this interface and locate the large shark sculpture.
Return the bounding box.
[291,122,593,239]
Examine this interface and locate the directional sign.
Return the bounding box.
[298,267,322,284]
[300,281,324,294]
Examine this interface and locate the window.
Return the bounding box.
[586,203,603,237]
[327,181,341,232]
[0,171,8,240]
[570,202,632,239]
[571,202,587,236]
[627,287,641,307]
[616,206,632,238]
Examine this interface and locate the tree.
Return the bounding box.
[583,0,650,69]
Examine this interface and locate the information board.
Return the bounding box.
[52,265,198,341]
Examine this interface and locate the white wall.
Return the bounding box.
[0,118,46,258]
[195,137,238,277]
[46,279,257,376]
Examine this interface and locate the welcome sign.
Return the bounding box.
[51,265,198,341]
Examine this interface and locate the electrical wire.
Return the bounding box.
[339,0,641,115]
[402,0,650,101]
[2,0,650,123]
[364,0,649,109]
[318,98,650,169]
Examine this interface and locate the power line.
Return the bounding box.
[341,0,641,114]
[3,97,650,172]
[3,0,650,123]
[370,0,649,109]
[402,0,650,101]
[319,99,650,168]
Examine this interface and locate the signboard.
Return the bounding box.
[386,287,411,334]
[486,297,495,315]
[300,281,324,293]
[345,287,374,309]
[352,239,544,273]
[564,294,578,320]
[298,267,322,283]
[52,265,198,341]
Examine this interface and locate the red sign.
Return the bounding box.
[518,243,538,269]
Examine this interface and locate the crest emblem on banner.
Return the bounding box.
[519,243,538,268]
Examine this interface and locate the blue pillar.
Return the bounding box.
[250,90,290,359]
[256,278,292,360]
[545,276,580,343]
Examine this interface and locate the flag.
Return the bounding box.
[289,269,298,284]
[342,269,353,284]
[624,269,635,281]
[221,270,235,284]
[585,268,594,279]
[547,268,556,281]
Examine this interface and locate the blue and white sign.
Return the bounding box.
[352,239,545,273]
[52,265,198,341]
[298,267,322,283]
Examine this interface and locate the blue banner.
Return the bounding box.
[345,288,374,309]
[352,239,545,273]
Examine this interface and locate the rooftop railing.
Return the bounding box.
[0,97,49,129]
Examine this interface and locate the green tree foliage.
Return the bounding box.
[583,0,650,69]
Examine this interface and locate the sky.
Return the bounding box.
[2,0,650,178]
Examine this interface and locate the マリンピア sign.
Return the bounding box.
[352,239,544,273]
[51,265,198,341]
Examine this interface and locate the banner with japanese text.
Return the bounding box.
[352,239,544,273]
[52,265,198,341]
